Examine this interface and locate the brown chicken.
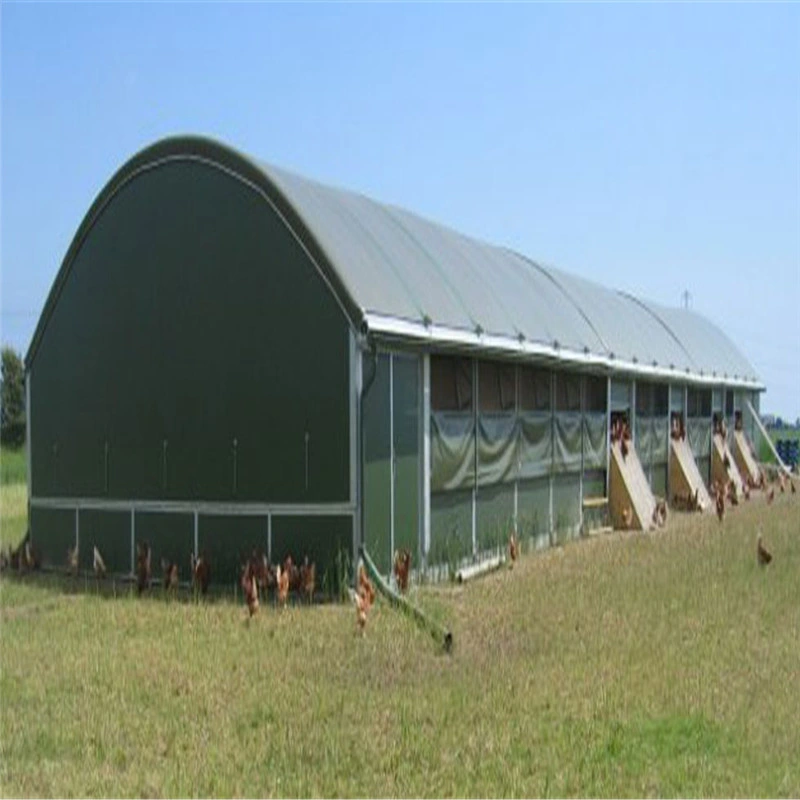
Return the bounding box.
[136,541,151,595]
[757,533,772,567]
[621,506,633,530]
[715,490,725,523]
[283,555,301,593]
[355,586,369,633]
[358,563,376,609]
[93,546,107,579]
[299,556,316,604]
[241,561,259,617]
[508,533,518,566]
[191,552,211,596]
[252,550,275,599]
[621,437,629,460]
[767,487,775,504]
[21,539,39,572]
[161,558,178,592]
[67,543,79,576]
[394,548,412,591]
[276,564,290,607]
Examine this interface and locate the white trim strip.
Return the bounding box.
[362,312,764,391]
[31,497,356,517]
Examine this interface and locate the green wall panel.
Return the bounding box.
[430,489,473,567]
[30,159,350,504]
[393,356,420,563]
[30,508,74,570]
[362,354,391,574]
[476,483,514,552]
[553,473,581,544]
[270,515,353,596]
[198,515,269,588]
[518,477,550,545]
[135,513,194,589]
[652,464,668,500]
[79,510,131,575]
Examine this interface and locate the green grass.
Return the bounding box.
[0,483,27,551]
[2,483,799,797]
[0,447,26,487]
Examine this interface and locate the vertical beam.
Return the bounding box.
[75,507,80,554]
[513,363,519,535]
[193,510,199,558]
[267,513,272,562]
[472,358,478,556]
[550,371,555,544]
[579,375,585,533]
[605,375,611,498]
[389,353,395,563]
[421,353,431,557]
[130,509,135,576]
[350,330,362,570]
[349,330,359,510]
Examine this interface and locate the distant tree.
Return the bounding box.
[1,347,25,447]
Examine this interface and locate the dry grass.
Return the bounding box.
[1,483,799,797]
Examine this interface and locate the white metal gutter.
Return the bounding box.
[362,312,764,391]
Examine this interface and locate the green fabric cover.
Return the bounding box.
[583,412,607,470]
[431,412,475,492]
[554,413,582,473]
[30,507,74,570]
[688,418,712,461]
[517,476,550,542]
[430,489,474,566]
[477,414,518,486]
[80,510,132,575]
[476,483,515,551]
[518,412,553,479]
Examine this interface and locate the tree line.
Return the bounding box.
[1,347,25,447]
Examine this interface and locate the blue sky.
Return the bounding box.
[1,2,798,418]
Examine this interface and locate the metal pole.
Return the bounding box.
[421,354,431,557]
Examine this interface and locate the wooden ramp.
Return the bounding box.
[733,430,760,484]
[712,433,744,493]
[669,438,712,512]
[609,440,657,531]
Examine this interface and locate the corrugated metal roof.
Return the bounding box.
[263,159,760,387]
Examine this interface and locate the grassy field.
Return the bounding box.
[1,483,799,797]
[0,447,26,487]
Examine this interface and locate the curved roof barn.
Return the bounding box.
[27,136,761,389]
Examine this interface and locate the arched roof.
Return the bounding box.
[27,136,761,389]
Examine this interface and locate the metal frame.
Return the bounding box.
[605,375,612,498]
[389,353,395,559]
[421,354,431,557]
[550,371,556,543]
[472,358,478,556]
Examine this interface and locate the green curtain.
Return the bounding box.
[477,413,519,486]
[554,412,582,473]
[518,412,552,480]
[431,412,475,492]
[583,412,607,470]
